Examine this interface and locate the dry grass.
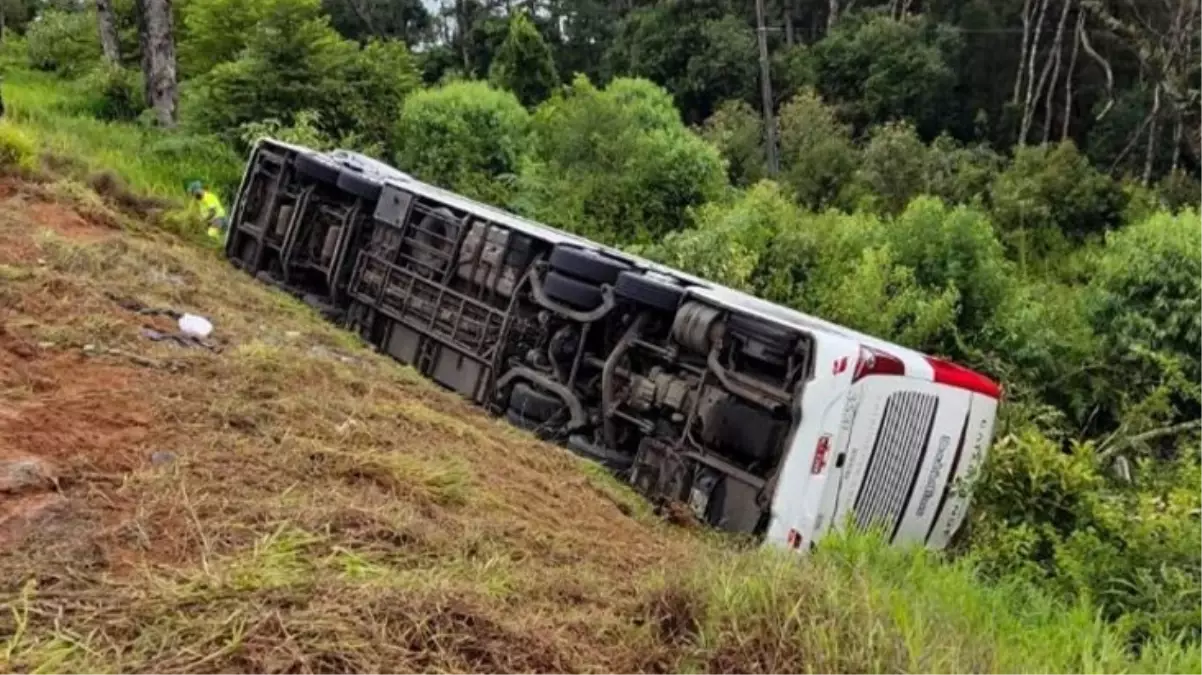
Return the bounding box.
[0,175,1196,674]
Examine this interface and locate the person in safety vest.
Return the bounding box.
[187,181,227,241]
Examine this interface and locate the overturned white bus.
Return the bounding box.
[224,139,1002,552]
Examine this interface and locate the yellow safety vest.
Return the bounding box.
[199,191,226,221]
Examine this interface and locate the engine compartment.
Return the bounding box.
[226,141,816,535]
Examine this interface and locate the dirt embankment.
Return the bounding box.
[0,177,701,673]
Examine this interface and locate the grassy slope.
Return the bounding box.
[0,74,1196,674]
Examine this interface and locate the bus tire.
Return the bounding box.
[615,271,684,313]
[543,270,604,310]
[549,245,628,285]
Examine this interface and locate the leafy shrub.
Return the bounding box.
[394,80,529,202]
[645,180,799,293]
[74,63,145,121]
[1086,208,1202,433]
[516,75,726,244]
[0,122,36,172]
[990,141,1127,249]
[238,110,338,152]
[699,100,765,188]
[969,429,1201,646]
[187,0,419,153]
[975,280,1100,429]
[883,197,1012,347]
[847,120,930,215]
[776,88,857,210]
[25,9,101,77]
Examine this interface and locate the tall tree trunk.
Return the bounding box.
[96,0,122,63]
[1142,84,1161,185]
[784,0,795,46]
[1018,0,1052,144]
[1034,0,1072,145]
[1169,113,1182,172]
[1012,0,1034,105]
[136,0,178,127]
[1061,9,1083,140]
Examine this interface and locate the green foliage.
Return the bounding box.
[0,121,36,172]
[1087,208,1202,432]
[238,109,343,153]
[186,0,419,153]
[771,43,817,104]
[25,9,101,77]
[605,3,756,123]
[488,10,558,107]
[394,80,529,202]
[646,180,798,293]
[698,99,764,187]
[74,63,145,122]
[1156,169,1202,213]
[883,197,1012,345]
[814,13,960,136]
[968,429,1201,645]
[179,0,285,78]
[990,141,1128,250]
[847,120,930,215]
[776,88,857,210]
[517,75,726,244]
[670,530,1199,673]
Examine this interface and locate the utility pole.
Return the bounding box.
[755,0,780,176]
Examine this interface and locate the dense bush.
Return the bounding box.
[990,141,1128,251]
[516,75,726,244]
[699,100,765,188]
[1086,208,1202,433]
[0,121,36,172]
[776,88,857,210]
[393,80,529,202]
[186,0,418,153]
[968,429,1201,645]
[74,63,145,121]
[25,9,100,77]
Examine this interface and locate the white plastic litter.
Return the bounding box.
[178,313,214,338]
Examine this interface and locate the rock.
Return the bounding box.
[150,450,177,466]
[0,494,69,552]
[0,457,56,493]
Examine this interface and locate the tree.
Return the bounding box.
[990,141,1127,248]
[135,0,178,127]
[178,0,286,78]
[394,80,529,201]
[813,12,961,137]
[95,0,121,62]
[188,0,419,153]
[776,88,857,209]
[699,99,765,187]
[605,0,757,124]
[517,75,727,244]
[25,9,101,76]
[488,10,558,107]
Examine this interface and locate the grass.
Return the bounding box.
[1,69,242,203]
[0,70,1197,673]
